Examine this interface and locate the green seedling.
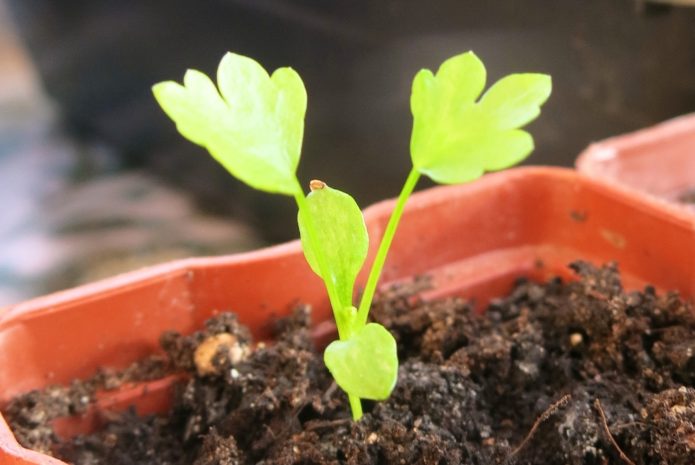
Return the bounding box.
[153,51,551,420]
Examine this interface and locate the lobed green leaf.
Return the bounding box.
[410,51,551,184]
[152,52,307,195]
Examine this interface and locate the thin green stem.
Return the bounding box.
[348,393,363,420]
[356,168,421,326]
[293,185,348,339]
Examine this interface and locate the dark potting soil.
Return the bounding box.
[4,262,695,465]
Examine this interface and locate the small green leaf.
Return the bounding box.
[410,51,551,184]
[324,323,398,400]
[152,52,307,195]
[298,184,368,309]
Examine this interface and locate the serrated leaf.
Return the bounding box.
[152,52,307,195]
[410,51,551,184]
[324,323,398,400]
[298,184,368,308]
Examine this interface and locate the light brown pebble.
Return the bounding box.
[194,333,248,376]
[569,332,583,346]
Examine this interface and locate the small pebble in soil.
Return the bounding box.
[193,333,249,376]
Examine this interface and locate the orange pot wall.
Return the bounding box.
[1,167,695,464]
[576,113,695,208]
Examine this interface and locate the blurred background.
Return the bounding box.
[0,0,694,305]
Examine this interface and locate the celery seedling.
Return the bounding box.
[356,52,552,326]
[153,51,551,421]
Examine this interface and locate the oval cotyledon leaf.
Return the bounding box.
[324,323,398,400]
[297,182,368,310]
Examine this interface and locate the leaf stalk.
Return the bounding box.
[356,168,421,326]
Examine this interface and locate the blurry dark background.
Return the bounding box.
[1,0,694,303]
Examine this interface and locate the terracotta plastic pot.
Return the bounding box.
[576,113,695,213]
[2,167,695,464]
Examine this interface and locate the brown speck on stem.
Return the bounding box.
[309,179,326,191]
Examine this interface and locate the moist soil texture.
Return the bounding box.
[5,262,695,465]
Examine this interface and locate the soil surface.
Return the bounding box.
[5,262,695,465]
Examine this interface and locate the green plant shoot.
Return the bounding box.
[355,52,551,328]
[153,51,551,421]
